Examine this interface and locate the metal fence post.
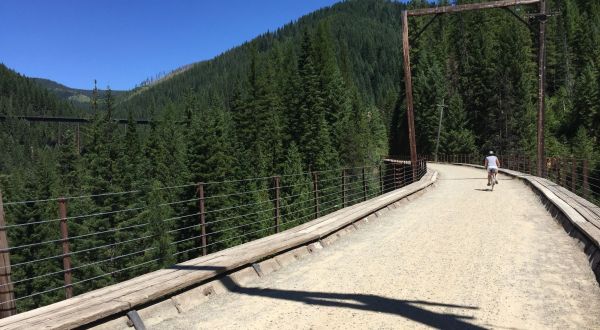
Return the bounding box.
[393,164,398,189]
[362,167,367,201]
[0,190,16,318]
[274,176,281,233]
[342,169,347,207]
[313,172,319,218]
[379,164,383,195]
[58,198,73,299]
[571,158,577,192]
[196,183,207,256]
[556,158,562,185]
[583,160,590,199]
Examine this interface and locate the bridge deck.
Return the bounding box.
[154,164,600,329]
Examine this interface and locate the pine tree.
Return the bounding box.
[141,181,175,269]
[280,143,313,229]
[441,93,477,155]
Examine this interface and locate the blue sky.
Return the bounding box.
[0,0,348,90]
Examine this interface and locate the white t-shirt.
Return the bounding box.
[486,155,499,169]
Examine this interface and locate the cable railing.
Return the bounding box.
[431,153,600,208]
[0,157,427,315]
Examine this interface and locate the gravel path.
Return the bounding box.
[153,164,600,329]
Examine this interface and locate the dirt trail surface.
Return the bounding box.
[153,164,600,329]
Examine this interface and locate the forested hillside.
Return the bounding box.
[0,64,84,172]
[0,0,599,312]
[117,0,599,160]
[32,78,126,108]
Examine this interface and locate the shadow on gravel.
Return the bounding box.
[439,177,487,180]
[474,188,492,192]
[168,265,485,329]
[218,276,485,329]
[440,178,512,181]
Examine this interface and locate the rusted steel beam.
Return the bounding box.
[583,160,590,199]
[536,0,547,178]
[313,172,319,218]
[0,191,16,318]
[379,164,384,195]
[502,7,536,33]
[58,198,73,299]
[402,11,418,181]
[411,14,440,43]
[571,158,577,191]
[196,183,207,256]
[362,167,368,201]
[393,165,398,189]
[342,170,347,207]
[407,0,540,17]
[274,176,281,233]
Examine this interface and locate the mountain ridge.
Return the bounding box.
[32,77,127,105]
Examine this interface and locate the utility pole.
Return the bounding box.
[434,99,447,162]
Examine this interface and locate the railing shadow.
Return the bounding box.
[439,178,513,181]
[169,265,486,329]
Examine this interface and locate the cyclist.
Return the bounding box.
[484,151,500,186]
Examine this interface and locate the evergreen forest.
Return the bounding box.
[0,0,599,311]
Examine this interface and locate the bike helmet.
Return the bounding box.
[489,150,494,155]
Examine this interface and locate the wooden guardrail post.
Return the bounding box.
[196,183,207,256]
[571,158,577,192]
[313,172,319,218]
[362,167,367,201]
[0,190,16,317]
[274,176,281,233]
[58,198,73,299]
[583,160,590,199]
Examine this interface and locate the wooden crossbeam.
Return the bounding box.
[407,0,540,17]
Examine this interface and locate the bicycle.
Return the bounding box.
[489,169,498,191]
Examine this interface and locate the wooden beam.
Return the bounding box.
[407,0,540,17]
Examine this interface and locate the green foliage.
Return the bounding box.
[142,181,175,268]
[1,0,600,313]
